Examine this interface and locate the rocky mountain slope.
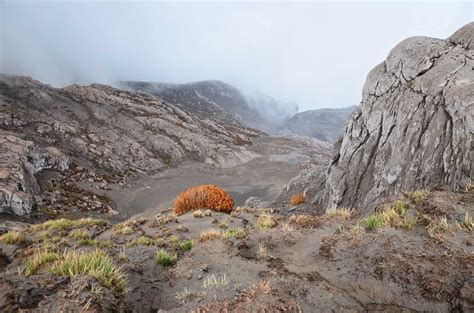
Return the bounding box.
[279,106,357,142]
[277,22,474,212]
[119,80,298,132]
[0,75,262,215]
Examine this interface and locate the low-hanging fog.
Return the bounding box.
[1,1,472,112]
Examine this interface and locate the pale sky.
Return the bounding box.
[1,1,472,111]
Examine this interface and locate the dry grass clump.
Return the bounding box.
[202,274,229,289]
[199,229,223,242]
[175,287,193,303]
[405,189,429,205]
[149,214,177,227]
[257,243,269,259]
[69,229,91,240]
[463,212,473,231]
[290,193,306,205]
[127,236,155,247]
[51,249,126,293]
[364,200,413,231]
[325,208,353,219]
[25,249,59,276]
[465,180,474,192]
[174,185,234,216]
[223,227,247,239]
[32,218,108,232]
[256,213,277,230]
[193,209,203,218]
[203,209,213,216]
[0,230,28,245]
[79,239,115,249]
[247,281,272,297]
[289,214,319,228]
[425,213,473,236]
[426,216,461,236]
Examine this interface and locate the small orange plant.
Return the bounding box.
[290,193,306,205]
[174,184,234,216]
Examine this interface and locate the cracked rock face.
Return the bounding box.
[319,22,473,211]
[0,130,70,215]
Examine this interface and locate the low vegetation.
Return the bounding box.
[128,236,155,246]
[174,184,234,216]
[289,214,319,228]
[155,249,177,266]
[290,192,306,205]
[325,207,353,219]
[0,230,28,245]
[51,249,126,293]
[32,218,108,232]
[79,238,115,249]
[69,228,91,240]
[223,227,246,239]
[199,229,223,242]
[256,213,277,230]
[193,209,203,218]
[25,250,59,276]
[202,274,229,289]
[405,189,429,205]
[179,239,194,251]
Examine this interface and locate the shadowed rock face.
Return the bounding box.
[319,22,473,210]
[0,75,261,214]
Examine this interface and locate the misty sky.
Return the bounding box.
[1,1,473,111]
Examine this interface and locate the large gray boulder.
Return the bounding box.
[319,23,473,210]
[0,131,70,215]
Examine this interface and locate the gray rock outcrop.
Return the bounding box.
[319,22,474,210]
[279,106,357,142]
[0,130,70,215]
[274,23,473,213]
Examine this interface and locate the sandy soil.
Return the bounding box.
[112,136,330,219]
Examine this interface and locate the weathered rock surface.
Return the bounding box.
[0,75,262,215]
[0,130,70,215]
[119,80,298,132]
[318,23,474,210]
[279,106,357,143]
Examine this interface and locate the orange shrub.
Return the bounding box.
[290,193,306,205]
[174,185,234,216]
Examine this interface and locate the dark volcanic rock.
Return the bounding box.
[318,23,474,210]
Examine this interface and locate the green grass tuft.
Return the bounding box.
[128,236,155,246]
[256,213,277,230]
[223,228,246,239]
[25,250,59,276]
[0,230,28,245]
[405,189,429,205]
[179,239,194,251]
[51,249,126,293]
[364,214,383,230]
[79,239,114,249]
[155,249,177,266]
[391,200,408,216]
